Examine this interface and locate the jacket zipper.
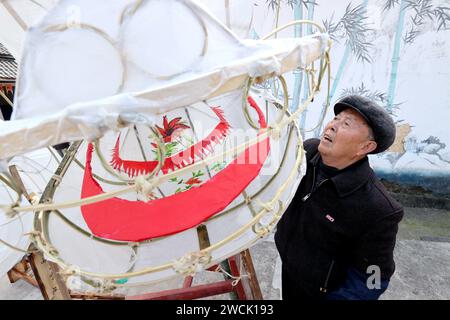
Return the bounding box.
[300,163,336,293]
[301,166,328,202]
[320,260,335,293]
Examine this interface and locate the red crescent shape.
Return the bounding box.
[110,106,231,176]
[81,97,269,242]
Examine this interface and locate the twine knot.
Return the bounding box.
[269,124,282,140]
[254,223,271,238]
[173,251,212,277]
[134,175,159,202]
[256,199,274,212]
[61,265,80,277]
[3,204,19,219]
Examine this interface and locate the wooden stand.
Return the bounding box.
[126,249,263,300]
[8,249,263,300]
[7,257,38,288]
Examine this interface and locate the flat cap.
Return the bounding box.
[334,95,396,154]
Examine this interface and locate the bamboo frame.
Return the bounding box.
[21,48,329,285]
[0,14,332,291]
[32,23,126,105]
[119,0,209,80]
[20,121,295,250]
[1,55,328,278]
[29,92,312,282]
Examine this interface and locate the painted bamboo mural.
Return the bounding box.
[290,1,304,115]
[266,0,317,120]
[215,0,449,193]
[385,0,450,112]
[299,1,316,136]
[386,0,407,113]
[313,0,372,137]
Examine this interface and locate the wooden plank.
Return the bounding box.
[7,268,38,287]
[0,85,14,107]
[196,224,210,250]
[27,248,71,300]
[7,162,72,300]
[183,276,193,288]
[28,141,83,300]
[7,258,38,287]
[8,165,30,200]
[7,258,27,283]
[241,249,263,300]
[126,280,235,300]
[228,255,247,300]
[70,292,125,300]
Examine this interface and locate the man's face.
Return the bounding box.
[318,108,376,167]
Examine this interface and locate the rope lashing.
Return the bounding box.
[268,124,282,140]
[65,273,118,293]
[24,230,41,238]
[29,193,40,205]
[45,243,59,257]
[273,200,284,219]
[172,251,212,277]
[2,203,19,219]
[134,175,160,202]
[214,264,249,287]
[256,199,274,212]
[28,229,60,257]
[52,174,63,184]
[254,200,285,238]
[255,224,271,238]
[60,265,81,277]
[98,279,118,293]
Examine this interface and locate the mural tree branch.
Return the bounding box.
[313,0,373,137]
[266,0,317,10]
[385,0,450,111]
[340,82,402,117]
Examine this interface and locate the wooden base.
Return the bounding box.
[7,257,38,288]
[127,249,263,300]
[8,249,263,300]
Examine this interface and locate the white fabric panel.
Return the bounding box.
[0,0,329,160]
[0,148,59,276]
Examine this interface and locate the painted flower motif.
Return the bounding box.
[156,116,190,143]
[186,177,202,186]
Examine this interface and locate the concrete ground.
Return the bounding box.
[0,207,449,300]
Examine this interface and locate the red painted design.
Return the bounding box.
[185,177,202,186]
[110,107,231,177]
[156,116,190,143]
[80,97,269,242]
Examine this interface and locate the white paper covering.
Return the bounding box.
[0,0,326,287]
[0,148,59,276]
[0,0,329,160]
[43,91,306,286]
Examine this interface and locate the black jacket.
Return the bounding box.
[275,138,403,298]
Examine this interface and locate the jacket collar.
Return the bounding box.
[309,151,373,198]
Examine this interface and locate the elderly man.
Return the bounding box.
[275,95,404,300]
